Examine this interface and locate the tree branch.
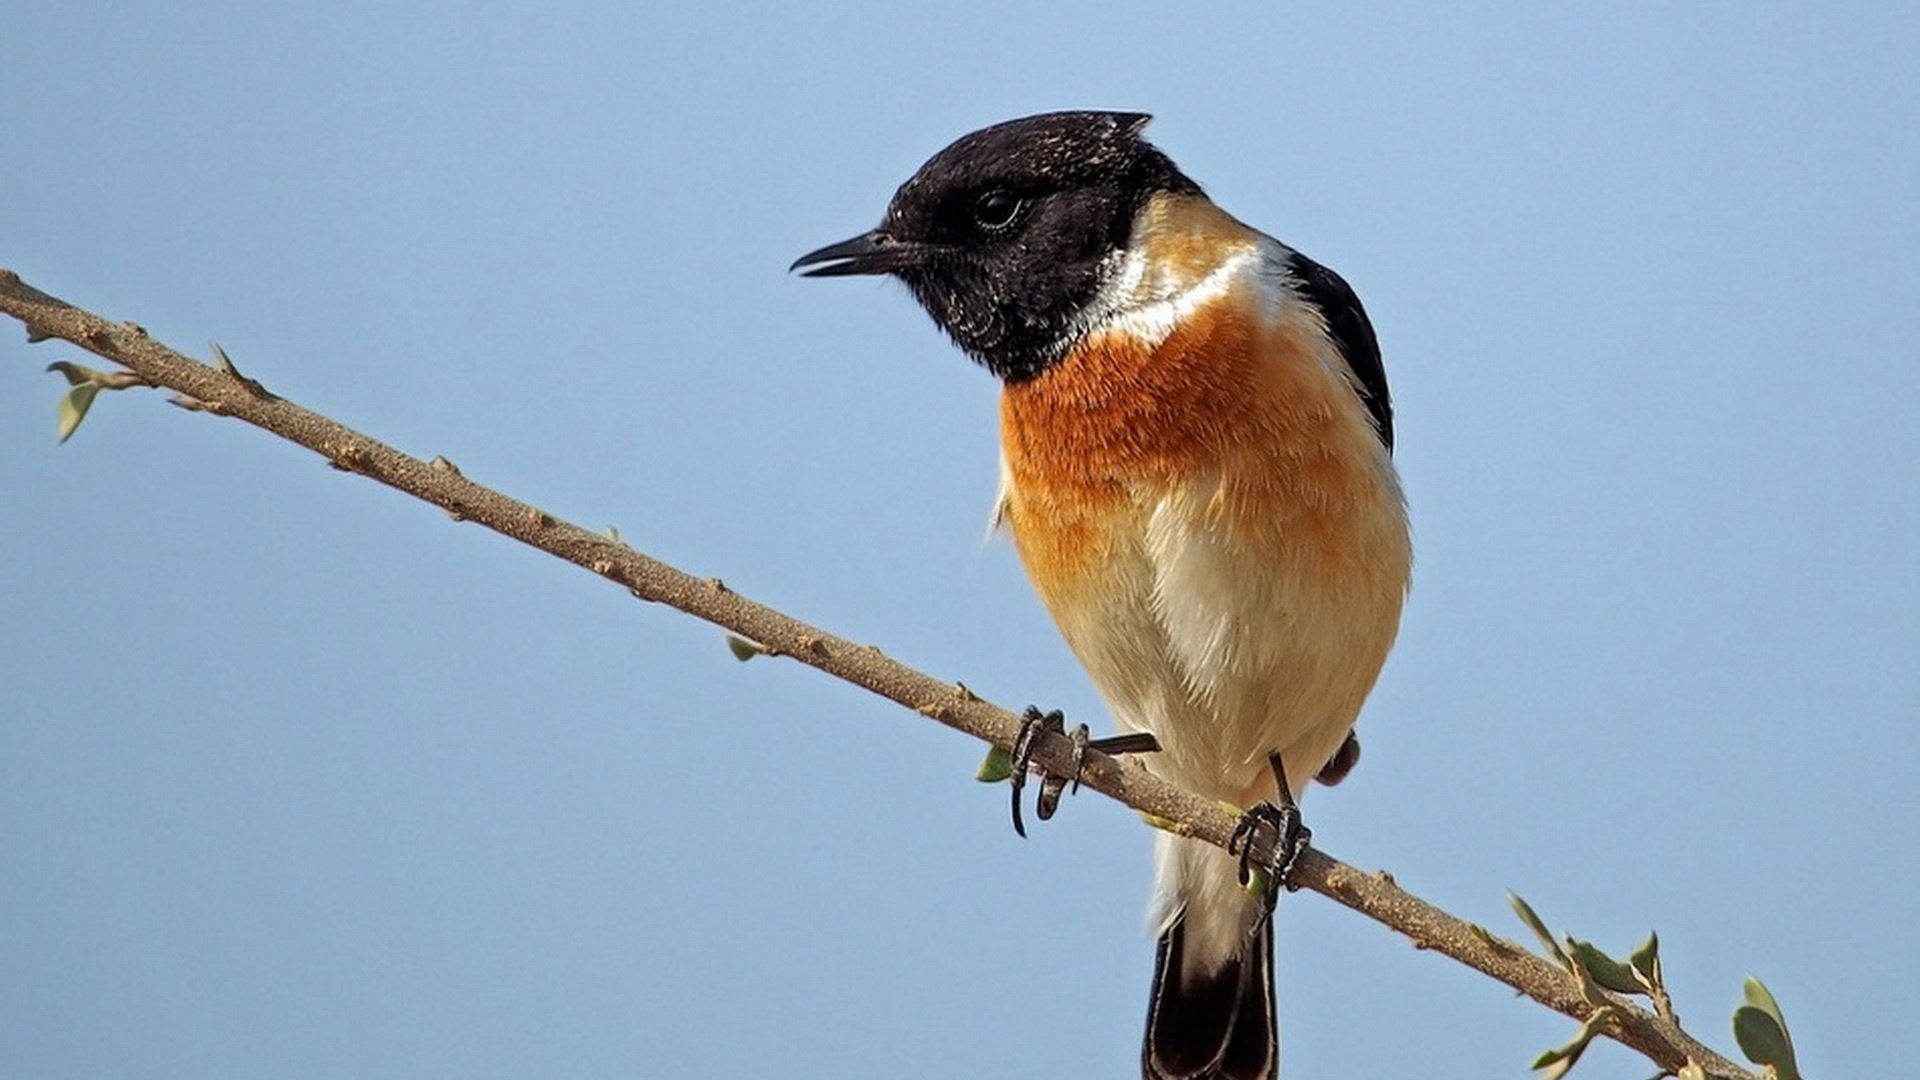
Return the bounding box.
[0,267,1755,1080]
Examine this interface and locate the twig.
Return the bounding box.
[0,267,1754,1080]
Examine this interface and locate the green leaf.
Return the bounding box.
[1628,932,1661,986]
[724,633,766,662]
[1733,1006,1793,1075]
[1529,1005,1614,1078]
[1137,811,1189,835]
[1569,939,1644,995]
[1242,865,1272,897]
[1508,892,1571,969]
[1535,1057,1577,1080]
[975,746,1013,783]
[46,360,149,441]
[1529,1044,1573,1070]
[1742,976,1785,1023]
[1564,944,1612,1008]
[1735,977,1799,1079]
[56,383,100,443]
[46,360,96,386]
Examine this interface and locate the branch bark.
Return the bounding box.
[0,267,1753,1080]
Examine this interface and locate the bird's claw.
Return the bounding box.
[1226,750,1313,915]
[1229,803,1311,907]
[1033,726,1086,825]
[1009,707,1160,838]
[1009,707,1070,838]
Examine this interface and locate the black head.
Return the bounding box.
[792,111,1201,381]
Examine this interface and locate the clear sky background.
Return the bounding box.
[3,4,1915,1078]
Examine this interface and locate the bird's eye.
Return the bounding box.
[971,190,1023,231]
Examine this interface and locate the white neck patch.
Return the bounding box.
[1065,242,1270,354]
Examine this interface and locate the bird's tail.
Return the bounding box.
[1141,909,1276,1080]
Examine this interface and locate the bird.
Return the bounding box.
[792,111,1411,1080]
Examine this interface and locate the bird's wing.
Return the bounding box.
[1283,250,1392,453]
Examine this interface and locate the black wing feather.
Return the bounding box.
[1286,251,1392,454]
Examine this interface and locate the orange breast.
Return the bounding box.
[1000,284,1391,595]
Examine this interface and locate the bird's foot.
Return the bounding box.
[1227,750,1312,914]
[1009,706,1159,837]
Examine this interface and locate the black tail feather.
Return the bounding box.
[1142,913,1276,1080]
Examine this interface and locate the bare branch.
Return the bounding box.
[0,267,1755,1080]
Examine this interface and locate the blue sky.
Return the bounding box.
[3,4,1915,1077]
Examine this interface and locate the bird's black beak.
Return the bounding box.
[789,230,931,277]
